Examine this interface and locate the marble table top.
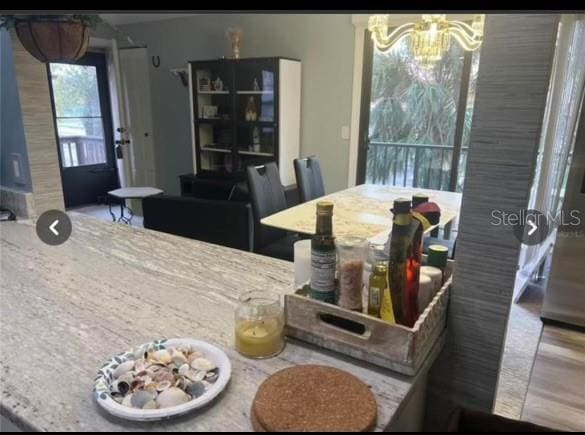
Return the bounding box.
[0,214,432,432]
[262,184,462,240]
[108,187,163,199]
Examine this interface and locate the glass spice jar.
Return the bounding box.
[336,237,367,311]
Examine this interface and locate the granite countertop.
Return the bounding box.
[0,214,423,431]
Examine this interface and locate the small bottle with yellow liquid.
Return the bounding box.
[370,262,395,324]
[367,263,386,317]
[369,262,395,324]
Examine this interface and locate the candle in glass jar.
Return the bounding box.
[235,318,284,358]
[235,291,285,359]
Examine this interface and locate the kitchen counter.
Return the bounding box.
[0,214,439,431]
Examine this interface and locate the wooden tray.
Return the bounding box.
[285,260,453,376]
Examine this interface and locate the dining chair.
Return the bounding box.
[247,162,299,261]
[294,156,326,203]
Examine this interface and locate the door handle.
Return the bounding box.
[115,145,124,159]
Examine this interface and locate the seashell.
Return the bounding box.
[186,381,206,398]
[156,380,172,391]
[153,370,175,384]
[176,345,192,354]
[111,380,130,396]
[152,349,172,365]
[186,369,206,382]
[112,360,135,379]
[156,387,189,408]
[131,379,145,392]
[190,357,216,372]
[205,370,219,383]
[178,364,190,376]
[144,383,158,396]
[117,372,135,386]
[142,399,157,410]
[187,351,204,364]
[130,390,156,409]
[135,358,148,371]
[170,349,187,366]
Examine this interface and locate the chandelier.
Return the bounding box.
[368,14,485,64]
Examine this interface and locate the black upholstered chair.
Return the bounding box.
[294,156,326,203]
[247,162,299,261]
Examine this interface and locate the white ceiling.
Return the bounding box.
[99,13,194,26]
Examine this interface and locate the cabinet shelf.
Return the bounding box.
[236,90,274,95]
[196,118,231,124]
[238,150,274,157]
[197,90,230,95]
[201,147,231,153]
[237,120,275,127]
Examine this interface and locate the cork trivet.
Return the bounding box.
[251,365,377,432]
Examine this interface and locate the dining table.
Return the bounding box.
[0,214,443,432]
[261,184,462,242]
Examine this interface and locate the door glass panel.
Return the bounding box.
[49,63,108,167]
[365,36,478,192]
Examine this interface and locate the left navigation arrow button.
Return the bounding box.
[36,210,72,246]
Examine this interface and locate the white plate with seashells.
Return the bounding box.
[93,338,231,421]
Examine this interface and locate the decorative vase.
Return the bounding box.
[226,27,242,59]
[14,18,90,62]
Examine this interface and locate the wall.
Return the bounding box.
[0,29,31,191]
[424,14,559,429]
[562,95,585,232]
[119,14,355,194]
[11,31,65,216]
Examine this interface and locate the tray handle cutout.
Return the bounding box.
[318,313,372,340]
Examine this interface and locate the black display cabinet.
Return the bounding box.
[188,57,301,186]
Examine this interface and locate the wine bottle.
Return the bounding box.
[387,198,423,327]
[310,201,336,303]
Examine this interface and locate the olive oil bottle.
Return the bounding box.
[310,201,336,303]
[368,263,386,317]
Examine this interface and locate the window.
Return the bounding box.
[358,31,480,192]
[49,63,108,168]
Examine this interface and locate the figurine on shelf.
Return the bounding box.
[212,77,224,92]
[253,78,261,91]
[245,96,258,121]
[226,27,242,59]
[252,127,261,153]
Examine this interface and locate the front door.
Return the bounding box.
[48,52,119,208]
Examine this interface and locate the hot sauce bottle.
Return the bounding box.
[387,199,424,327]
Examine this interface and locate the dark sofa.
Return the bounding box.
[142,175,299,255]
[143,195,254,252]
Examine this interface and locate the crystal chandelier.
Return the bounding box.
[368,14,485,64]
